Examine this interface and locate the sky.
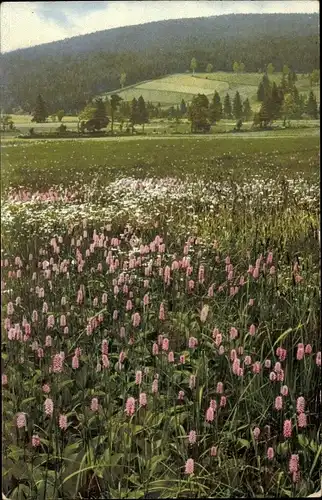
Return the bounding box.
[1,1,319,53]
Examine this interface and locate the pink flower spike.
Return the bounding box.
[185,458,194,475]
[253,427,260,440]
[283,419,292,438]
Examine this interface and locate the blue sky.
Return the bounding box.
[1,1,319,53]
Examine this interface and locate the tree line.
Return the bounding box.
[28,66,319,135]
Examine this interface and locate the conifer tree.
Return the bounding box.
[137,95,149,131]
[306,91,318,118]
[209,91,222,123]
[223,93,232,118]
[233,91,243,119]
[242,98,252,120]
[32,94,48,123]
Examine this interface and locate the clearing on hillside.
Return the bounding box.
[101,72,320,108]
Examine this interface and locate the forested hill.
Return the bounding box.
[1,13,319,113]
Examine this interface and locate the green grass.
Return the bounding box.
[2,135,319,193]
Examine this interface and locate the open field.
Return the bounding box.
[1,134,320,499]
[101,72,320,108]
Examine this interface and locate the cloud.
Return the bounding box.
[1,1,319,53]
[35,2,108,28]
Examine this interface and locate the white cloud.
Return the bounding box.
[1,1,319,53]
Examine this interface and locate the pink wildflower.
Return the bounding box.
[267,447,274,460]
[220,396,227,407]
[168,351,174,363]
[200,304,209,322]
[216,382,224,394]
[289,454,299,474]
[16,413,26,429]
[139,392,147,406]
[188,337,198,349]
[185,458,194,475]
[125,397,135,416]
[230,327,238,340]
[304,344,312,355]
[253,427,260,440]
[296,397,305,413]
[252,361,261,374]
[206,406,214,422]
[189,375,196,389]
[42,384,50,393]
[283,419,292,438]
[72,355,79,369]
[159,303,165,320]
[297,412,307,428]
[178,390,185,401]
[135,370,142,385]
[249,324,256,336]
[162,338,169,351]
[44,398,54,416]
[210,446,217,456]
[280,385,289,396]
[188,430,197,444]
[274,396,283,410]
[32,434,41,447]
[59,414,68,430]
[91,398,99,412]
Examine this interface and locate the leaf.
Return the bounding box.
[237,438,250,449]
[309,445,322,477]
[272,327,293,348]
[21,397,36,406]
[309,440,319,453]
[277,441,289,456]
[149,454,168,475]
[298,434,309,448]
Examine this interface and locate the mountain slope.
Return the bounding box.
[1,14,319,113]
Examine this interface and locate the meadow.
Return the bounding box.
[1,135,321,499]
[101,72,320,109]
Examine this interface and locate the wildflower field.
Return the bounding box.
[1,135,321,499]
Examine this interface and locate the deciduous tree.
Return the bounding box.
[190,57,197,75]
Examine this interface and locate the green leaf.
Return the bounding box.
[272,328,293,348]
[237,438,250,449]
[298,434,309,448]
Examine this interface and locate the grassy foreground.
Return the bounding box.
[1,135,320,499]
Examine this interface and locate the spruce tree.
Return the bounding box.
[93,98,108,126]
[223,94,232,118]
[32,94,48,123]
[271,82,283,120]
[110,94,123,133]
[180,99,187,116]
[242,98,252,120]
[258,101,271,128]
[306,91,318,118]
[257,81,265,102]
[137,95,149,131]
[130,98,139,133]
[233,91,243,120]
[210,91,222,123]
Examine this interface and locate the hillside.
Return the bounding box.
[100,72,320,109]
[1,13,319,113]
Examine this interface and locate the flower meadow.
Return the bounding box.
[1,137,321,499]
